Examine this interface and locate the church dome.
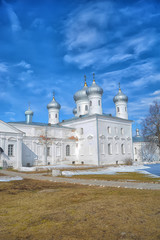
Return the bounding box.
[113,85,128,103]
[47,94,61,110]
[25,107,33,116]
[73,75,88,102]
[73,107,77,115]
[86,73,103,96]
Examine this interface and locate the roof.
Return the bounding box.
[60,113,133,124]
[133,136,146,142]
[8,121,75,130]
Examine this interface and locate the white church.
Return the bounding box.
[0,74,135,169]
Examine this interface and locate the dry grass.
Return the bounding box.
[68,172,160,183]
[0,179,160,240]
[0,172,6,176]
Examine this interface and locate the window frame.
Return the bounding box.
[66,145,70,156]
[8,144,14,157]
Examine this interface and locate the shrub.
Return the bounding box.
[124,158,133,165]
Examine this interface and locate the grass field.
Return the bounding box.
[0,179,160,240]
[68,172,160,183]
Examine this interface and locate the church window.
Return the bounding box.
[55,113,57,118]
[121,144,125,154]
[85,105,88,111]
[115,143,118,154]
[135,147,137,155]
[8,144,14,156]
[56,147,60,157]
[108,143,112,155]
[98,100,101,106]
[47,147,50,156]
[66,145,70,156]
[90,101,92,106]
[117,107,120,112]
[121,128,124,135]
[107,126,111,134]
[101,142,105,154]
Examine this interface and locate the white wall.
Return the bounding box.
[98,117,133,165]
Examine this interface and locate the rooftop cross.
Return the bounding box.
[52,91,55,100]
[84,74,87,86]
[93,73,95,82]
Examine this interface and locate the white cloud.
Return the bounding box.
[5,112,16,116]
[0,62,8,72]
[63,1,157,71]
[61,105,73,115]
[16,61,31,69]
[18,70,33,82]
[31,18,45,29]
[2,0,21,32]
[64,2,111,51]
[150,90,160,96]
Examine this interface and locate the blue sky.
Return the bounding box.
[0,0,160,133]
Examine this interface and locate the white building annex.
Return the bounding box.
[0,74,134,169]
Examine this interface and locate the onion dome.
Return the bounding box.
[113,83,128,103]
[86,73,103,96]
[73,75,88,102]
[47,93,61,110]
[25,105,33,116]
[73,107,77,115]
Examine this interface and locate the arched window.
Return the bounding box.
[90,101,92,106]
[135,147,137,155]
[85,105,88,111]
[108,143,112,155]
[117,107,120,112]
[125,107,127,112]
[55,113,57,118]
[66,145,70,156]
[121,128,124,135]
[8,144,14,156]
[107,126,111,134]
[115,143,118,154]
[98,100,101,106]
[121,144,125,154]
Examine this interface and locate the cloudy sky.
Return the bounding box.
[0,0,160,133]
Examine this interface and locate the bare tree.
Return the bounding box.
[141,101,160,151]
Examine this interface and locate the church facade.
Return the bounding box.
[0,75,134,169]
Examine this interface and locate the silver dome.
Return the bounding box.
[74,85,88,102]
[25,107,33,115]
[86,81,103,96]
[47,96,61,110]
[113,88,128,103]
[73,107,77,115]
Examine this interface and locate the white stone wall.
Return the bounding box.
[48,108,59,124]
[60,117,98,165]
[115,101,128,119]
[0,121,23,169]
[88,95,102,115]
[10,123,78,167]
[98,117,133,165]
[76,99,89,116]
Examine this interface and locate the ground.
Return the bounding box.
[0,179,160,240]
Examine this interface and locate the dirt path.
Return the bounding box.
[1,170,160,190]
